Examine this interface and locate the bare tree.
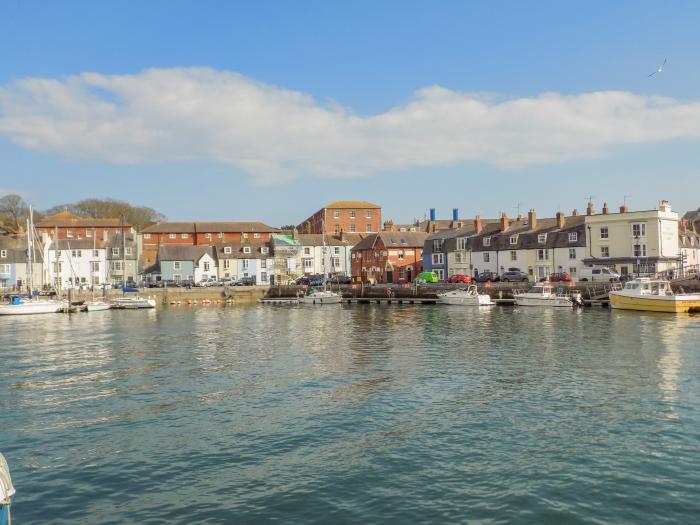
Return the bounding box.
[0,194,29,232]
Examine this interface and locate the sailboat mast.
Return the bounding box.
[26,217,32,293]
[121,215,126,290]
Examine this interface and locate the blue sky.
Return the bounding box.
[1,1,699,225]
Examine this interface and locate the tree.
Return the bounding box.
[43,198,165,230]
[0,194,30,232]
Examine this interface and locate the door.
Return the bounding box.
[386,270,393,283]
[407,267,412,283]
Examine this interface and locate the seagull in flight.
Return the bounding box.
[648,58,667,77]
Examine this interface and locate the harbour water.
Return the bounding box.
[1,305,699,523]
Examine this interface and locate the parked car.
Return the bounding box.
[309,275,325,286]
[416,271,439,284]
[160,279,178,287]
[235,277,256,286]
[294,276,311,286]
[500,268,529,282]
[549,272,572,282]
[578,266,620,282]
[330,275,353,284]
[446,274,471,284]
[220,277,236,286]
[197,277,218,287]
[474,271,499,282]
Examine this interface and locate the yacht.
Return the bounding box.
[437,285,494,306]
[514,282,583,307]
[0,296,63,315]
[299,289,342,305]
[85,300,112,312]
[609,277,700,313]
[111,297,157,309]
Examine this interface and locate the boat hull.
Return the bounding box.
[514,295,573,307]
[111,298,156,309]
[86,302,112,312]
[437,293,493,306]
[609,292,700,313]
[0,301,62,315]
[299,292,342,304]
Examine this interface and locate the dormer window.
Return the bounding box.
[243,246,251,254]
[181,233,188,239]
[205,233,212,240]
[86,230,93,238]
[0,250,6,258]
[509,235,518,245]
[254,233,260,238]
[433,239,443,251]
[261,247,269,254]
[568,232,577,242]
[67,229,74,238]
[224,246,232,254]
[483,237,491,247]
[538,233,547,244]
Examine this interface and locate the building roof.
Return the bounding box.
[353,231,428,251]
[295,233,368,246]
[0,236,41,263]
[36,211,126,228]
[157,245,216,262]
[216,242,271,259]
[325,201,381,209]
[271,233,301,247]
[142,221,279,234]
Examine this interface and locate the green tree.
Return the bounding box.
[43,198,165,230]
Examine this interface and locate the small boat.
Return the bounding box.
[1,452,15,525]
[437,285,494,306]
[0,295,63,315]
[111,297,156,309]
[86,300,112,312]
[609,277,700,313]
[299,289,342,305]
[514,282,582,307]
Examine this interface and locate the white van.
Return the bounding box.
[579,266,621,282]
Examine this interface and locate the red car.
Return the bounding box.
[446,274,472,283]
[549,272,572,282]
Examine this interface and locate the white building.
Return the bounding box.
[46,239,108,289]
[296,233,363,276]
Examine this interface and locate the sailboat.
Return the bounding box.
[110,218,156,309]
[0,208,64,315]
[299,217,342,305]
[86,229,111,311]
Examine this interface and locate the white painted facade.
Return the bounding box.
[194,252,218,283]
[46,246,108,289]
[299,244,352,275]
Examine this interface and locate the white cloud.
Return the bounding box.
[1,67,700,184]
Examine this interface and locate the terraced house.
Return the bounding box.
[216,241,274,284]
[351,232,427,284]
[297,201,382,235]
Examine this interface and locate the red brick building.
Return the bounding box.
[141,221,279,267]
[35,211,132,241]
[351,231,427,284]
[298,201,382,235]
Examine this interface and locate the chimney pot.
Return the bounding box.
[586,202,595,216]
[474,215,483,234]
[499,212,510,231]
[602,202,609,215]
[619,205,629,213]
[528,209,537,230]
[556,211,565,229]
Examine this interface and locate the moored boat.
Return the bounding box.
[514,282,583,307]
[299,289,342,305]
[111,297,156,309]
[437,285,493,306]
[609,277,700,313]
[86,300,112,312]
[0,296,63,315]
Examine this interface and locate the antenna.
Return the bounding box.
[513,202,522,217]
[587,195,596,204]
[623,195,632,207]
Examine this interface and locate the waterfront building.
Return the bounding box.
[46,239,108,290]
[683,206,700,232]
[351,231,427,284]
[270,233,302,285]
[105,233,140,286]
[584,200,679,277]
[35,211,132,241]
[216,242,275,284]
[297,201,382,235]
[0,236,43,290]
[152,245,218,284]
[296,232,365,276]
[678,219,700,274]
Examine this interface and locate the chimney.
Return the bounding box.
[659,200,671,212]
[383,220,394,231]
[602,202,609,215]
[619,204,629,213]
[499,212,510,231]
[452,208,459,221]
[528,209,537,230]
[429,208,436,222]
[586,202,595,216]
[292,227,298,240]
[571,209,579,216]
[556,211,565,229]
[474,215,483,234]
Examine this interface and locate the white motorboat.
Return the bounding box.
[437,285,494,306]
[86,300,112,312]
[299,289,342,305]
[514,282,582,307]
[609,277,700,313]
[0,296,63,315]
[111,297,156,309]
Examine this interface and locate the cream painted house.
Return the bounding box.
[584,201,679,277]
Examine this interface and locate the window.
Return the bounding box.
[86,230,93,238]
[432,253,444,265]
[203,261,210,271]
[483,253,490,262]
[181,233,188,239]
[224,246,232,254]
[205,233,212,240]
[242,259,249,269]
[569,267,577,275]
[398,251,404,260]
[600,227,608,239]
[332,247,340,255]
[243,233,248,239]
[112,261,123,271]
[169,233,176,239]
[569,248,576,259]
[435,269,445,280]
[538,233,547,244]
[223,260,230,269]
[332,257,340,267]
[71,250,81,258]
[333,210,340,219]
[510,235,518,245]
[334,224,340,234]
[261,272,268,283]
[366,210,372,219]
[112,248,120,256]
[0,263,10,274]
[350,224,356,233]
[433,239,443,251]
[261,259,267,269]
[0,250,6,258]
[633,244,647,257]
[90,261,100,273]
[457,237,468,250]
[350,211,356,219]
[261,247,269,254]
[510,250,517,261]
[303,247,311,255]
[254,233,260,239]
[218,233,223,239]
[54,262,62,273]
[537,249,549,261]
[483,237,491,247]
[568,232,578,242]
[93,250,99,257]
[601,246,610,257]
[67,229,74,238]
[173,274,181,283]
[243,246,251,254]
[174,261,181,270]
[632,223,646,237]
[303,258,313,269]
[56,251,62,259]
[366,224,372,232]
[143,233,151,239]
[125,247,132,256]
[455,252,463,263]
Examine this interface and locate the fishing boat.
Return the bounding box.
[0,295,62,315]
[514,282,583,307]
[299,215,341,305]
[437,285,494,306]
[609,277,700,313]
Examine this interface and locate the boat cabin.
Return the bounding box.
[623,279,673,296]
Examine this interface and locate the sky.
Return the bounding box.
[1,0,699,226]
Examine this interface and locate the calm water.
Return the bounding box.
[1,305,699,524]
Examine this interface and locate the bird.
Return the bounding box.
[648,58,667,77]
